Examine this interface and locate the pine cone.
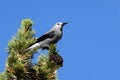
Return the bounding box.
[49,52,63,66]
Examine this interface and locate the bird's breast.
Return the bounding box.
[51,31,62,43]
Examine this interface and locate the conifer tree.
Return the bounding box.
[0,19,63,80]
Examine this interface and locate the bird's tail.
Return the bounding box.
[23,47,31,53]
[23,43,41,53]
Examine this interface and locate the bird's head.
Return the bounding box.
[53,22,68,31]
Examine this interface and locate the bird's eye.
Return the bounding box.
[57,23,60,25]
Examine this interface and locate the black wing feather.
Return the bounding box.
[28,31,54,47]
[31,31,54,45]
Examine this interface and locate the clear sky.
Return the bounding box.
[0,0,120,80]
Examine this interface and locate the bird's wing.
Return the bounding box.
[36,31,55,42]
[28,31,55,47]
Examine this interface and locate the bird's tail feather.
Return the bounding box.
[23,43,41,53]
[23,47,31,53]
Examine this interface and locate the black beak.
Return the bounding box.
[62,22,68,26]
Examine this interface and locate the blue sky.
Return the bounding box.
[0,0,120,80]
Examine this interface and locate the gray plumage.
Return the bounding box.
[25,22,67,52]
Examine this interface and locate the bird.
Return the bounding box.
[25,22,67,52]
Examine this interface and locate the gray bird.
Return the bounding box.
[25,22,67,52]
